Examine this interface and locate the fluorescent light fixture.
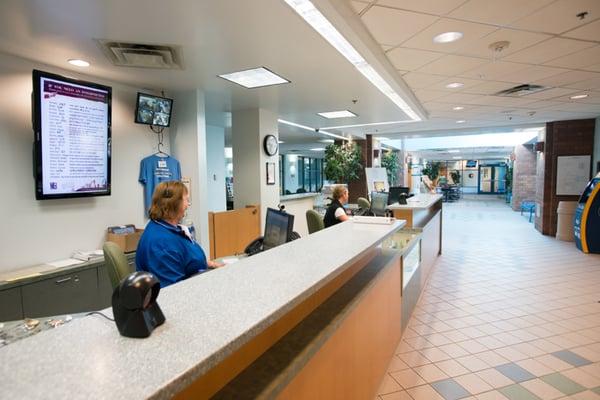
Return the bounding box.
[319,139,335,143]
[446,82,464,89]
[218,67,289,88]
[283,0,421,121]
[323,120,414,130]
[310,147,326,151]
[453,106,464,111]
[447,149,460,153]
[456,120,466,124]
[68,59,90,67]
[278,140,285,144]
[452,156,461,159]
[433,31,463,44]
[570,94,588,99]
[317,110,357,119]
[278,118,347,140]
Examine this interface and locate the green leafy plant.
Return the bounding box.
[505,165,513,192]
[324,142,363,184]
[422,161,442,183]
[450,170,460,184]
[381,151,400,186]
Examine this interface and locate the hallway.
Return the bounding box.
[378,197,600,400]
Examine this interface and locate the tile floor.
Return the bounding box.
[376,196,600,400]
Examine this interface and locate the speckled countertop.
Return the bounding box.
[387,193,443,210]
[0,219,404,400]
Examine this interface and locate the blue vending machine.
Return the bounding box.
[574,173,600,253]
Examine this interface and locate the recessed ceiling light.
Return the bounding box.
[456,120,466,124]
[452,156,462,159]
[319,139,335,143]
[317,110,357,119]
[433,31,463,44]
[446,82,464,89]
[310,147,325,151]
[283,0,421,121]
[453,106,464,111]
[448,149,460,153]
[570,93,589,99]
[68,59,90,67]
[218,67,289,89]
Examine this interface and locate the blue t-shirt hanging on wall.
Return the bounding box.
[139,154,182,215]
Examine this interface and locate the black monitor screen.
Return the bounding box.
[388,186,410,204]
[263,208,295,250]
[135,93,173,127]
[370,191,389,216]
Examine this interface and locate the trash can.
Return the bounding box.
[556,201,578,241]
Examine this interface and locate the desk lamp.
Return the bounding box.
[112,271,165,338]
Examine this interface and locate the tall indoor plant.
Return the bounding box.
[381,150,400,186]
[422,161,442,186]
[324,142,363,184]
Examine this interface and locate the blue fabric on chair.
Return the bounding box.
[520,201,535,222]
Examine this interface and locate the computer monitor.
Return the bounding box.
[388,186,410,204]
[263,208,295,251]
[370,191,389,216]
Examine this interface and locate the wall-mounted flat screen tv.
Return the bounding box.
[134,93,173,127]
[466,160,477,168]
[32,69,112,200]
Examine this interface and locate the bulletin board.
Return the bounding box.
[556,155,591,196]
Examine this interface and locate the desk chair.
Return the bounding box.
[357,197,370,210]
[103,241,134,290]
[306,209,325,234]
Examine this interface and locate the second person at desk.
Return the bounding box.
[324,185,350,228]
[136,181,223,288]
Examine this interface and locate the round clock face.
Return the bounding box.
[264,135,279,156]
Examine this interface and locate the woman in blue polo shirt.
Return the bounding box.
[136,181,222,287]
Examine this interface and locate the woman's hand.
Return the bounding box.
[208,260,225,269]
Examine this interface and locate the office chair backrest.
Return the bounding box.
[103,241,134,290]
[357,197,370,210]
[306,209,325,234]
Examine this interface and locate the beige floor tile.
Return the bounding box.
[494,346,529,362]
[387,355,411,373]
[456,355,490,372]
[516,358,556,377]
[380,390,413,400]
[476,368,515,389]
[420,347,452,363]
[398,351,431,368]
[435,359,471,377]
[561,367,600,389]
[520,378,565,399]
[413,363,449,383]
[439,343,471,358]
[390,369,427,389]
[377,373,402,395]
[406,384,445,400]
[477,351,510,367]
[535,354,576,371]
[458,339,490,354]
[475,390,510,399]
[454,373,494,394]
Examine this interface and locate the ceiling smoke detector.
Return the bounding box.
[489,40,510,53]
[494,84,548,97]
[96,40,184,69]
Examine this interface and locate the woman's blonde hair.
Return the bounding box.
[332,185,348,201]
[149,181,187,221]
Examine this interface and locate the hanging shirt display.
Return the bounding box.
[139,154,181,215]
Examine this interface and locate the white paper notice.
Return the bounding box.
[556,156,591,196]
[46,258,86,269]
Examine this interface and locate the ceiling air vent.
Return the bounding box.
[95,40,184,69]
[494,84,547,97]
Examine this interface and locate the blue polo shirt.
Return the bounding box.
[136,220,208,288]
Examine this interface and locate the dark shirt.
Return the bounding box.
[324,199,346,228]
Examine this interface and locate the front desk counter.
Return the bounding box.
[0,219,440,400]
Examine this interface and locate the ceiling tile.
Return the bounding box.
[426,76,484,91]
[403,72,448,88]
[418,54,488,76]
[531,70,600,87]
[457,28,551,59]
[544,45,600,69]
[497,65,569,84]
[564,73,600,90]
[463,80,517,95]
[503,37,596,64]
[422,101,459,111]
[562,18,600,40]
[400,18,497,54]
[350,1,370,14]
[476,96,539,107]
[386,47,445,71]
[522,87,580,100]
[434,92,488,104]
[448,0,554,26]
[458,61,529,81]
[361,6,438,46]
[584,63,600,73]
[542,102,600,112]
[414,89,450,102]
[375,0,467,16]
[510,0,600,34]
[525,100,569,109]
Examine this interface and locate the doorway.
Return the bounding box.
[478,164,507,194]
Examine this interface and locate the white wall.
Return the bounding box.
[206,125,226,212]
[0,53,166,271]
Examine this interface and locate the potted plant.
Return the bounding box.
[324,142,363,184]
[450,170,460,185]
[381,150,400,186]
[422,161,442,187]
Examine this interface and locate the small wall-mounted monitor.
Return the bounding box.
[263,208,295,251]
[32,69,112,200]
[466,160,478,168]
[134,93,173,127]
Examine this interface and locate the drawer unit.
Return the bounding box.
[0,287,23,321]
